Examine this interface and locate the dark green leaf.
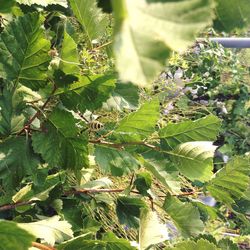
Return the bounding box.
[116,196,147,228]
[94,145,140,176]
[159,115,221,150]
[32,108,89,171]
[111,98,159,142]
[0,0,15,13]
[134,172,152,196]
[0,220,35,250]
[0,13,51,90]
[163,194,204,237]
[207,156,250,205]
[217,238,239,250]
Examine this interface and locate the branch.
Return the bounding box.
[32,242,56,250]
[17,85,57,135]
[0,201,36,212]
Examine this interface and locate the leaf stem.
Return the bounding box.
[31,242,56,250]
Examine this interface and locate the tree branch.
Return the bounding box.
[0,201,36,212]
[17,85,57,135]
[32,242,56,250]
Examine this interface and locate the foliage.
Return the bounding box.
[0,0,249,249]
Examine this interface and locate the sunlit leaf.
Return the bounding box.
[16,0,68,8]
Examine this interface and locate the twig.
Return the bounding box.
[32,242,56,250]
[0,201,36,212]
[17,85,57,135]
[93,41,113,51]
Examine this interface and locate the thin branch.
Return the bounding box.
[32,242,56,250]
[93,41,113,51]
[0,201,36,212]
[17,85,57,135]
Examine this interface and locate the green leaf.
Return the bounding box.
[214,0,250,32]
[159,115,221,150]
[18,216,73,246]
[0,137,39,188]
[112,0,214,86]
[166,239,219,250]
[134,172,152,196]
[60,30,80,75]
[59,74,117,112]
[163,194,204,237]
[139,208,169,250]
[94,145,140,176]
[0,220,35,250]
[32,108,89,171]
[58,232,135,250]
[0,87,25,136]
[169,141,217,182]
[0,13,51,90]
[12,172,64,203]
[69,0,108,47]
[141,150,181,194]
[103,82,139,111]
[81,177,112,189]
[16,0,68,8]
[217,239,239,250]
[207,156,250,205]
[0,0,15,13]
[116,196,147,228]
[111,98,159,142]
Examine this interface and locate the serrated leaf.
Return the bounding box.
[103,82,139,111]
[59,74,117,112]
[58,232,135,250]
[0,87,25,136]
[207,156,250,205]
[139,209,169,250]
[0,137,39,188]
[141,150,181,194]
[18,216,73,246]
[60,30,80,75]
[159,115,221,150]
[32,108,89,171]
[214,0,250,32]
[94,145,140,176]
[0,220,35,250]
[217,238,239,250]
[116,196,147,228]
[169,141,217,182]
[163,194,204,237]
[0,13,50,90]
[12,172,64,203]
[166,239,219,250]
[112,0,214,86]
[69,0,108,47]
[16,0,68,8]
[111,98,159,142]
[134,172,152,196]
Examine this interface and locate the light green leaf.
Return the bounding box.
[214,0,250,32]
[69,0,108,47]
[169,141,217,182]
[0,87,25,136]
[0,137,39,188]
[12,172,64,203]
[159,115,221,150]
[111,98,159,142]
[116,196,147,228]
[207,156,250,205]
[0,13,51,90]
[139,209,169,250]
[18,216,73,246]
[166,239,219,250]
[103,82,139,111]
[0,220,35,250]
[81,177,113,189]
[60,31,80,75]
[59,74,117,112]
[112,0,214,86]
[58,232,135,250]
[16,0,68,8]
[32,108,89,171]
[94,145,140,176]
[141,150,181,194]
[163,194,204,237]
